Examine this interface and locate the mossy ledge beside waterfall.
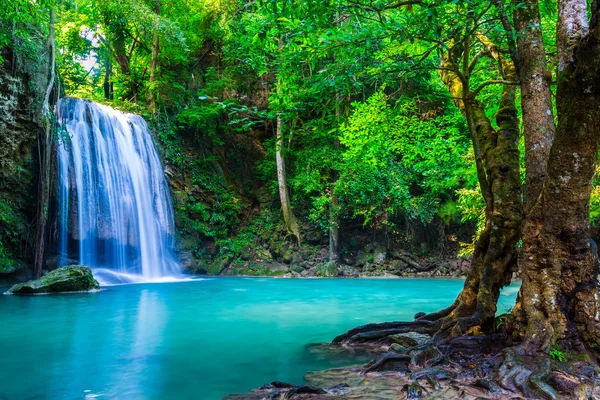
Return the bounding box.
[54,98,180,284]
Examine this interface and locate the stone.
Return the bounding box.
[340,264,360,277]
[282,247,294,264]
[0,260,21,275]
[290,264,304,274]
[388,259,406,274]
[256,248,273,262]
[355,251,372,266]
[269,263,289,273]
[373,245,387,264]
[6,265,100,295]
[313,261,339,277]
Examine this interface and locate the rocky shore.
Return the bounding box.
[182,242,471,279]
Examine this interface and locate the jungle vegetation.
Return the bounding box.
[3,0,600,390]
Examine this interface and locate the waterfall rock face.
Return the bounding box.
[56,98,180,281]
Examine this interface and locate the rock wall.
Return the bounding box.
[0,48,48,279]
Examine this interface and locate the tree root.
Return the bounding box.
[497,348,558,399]
[332,320,436,345]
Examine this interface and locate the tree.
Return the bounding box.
[511,0,600,353]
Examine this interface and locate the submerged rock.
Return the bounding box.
[5,265,100,295]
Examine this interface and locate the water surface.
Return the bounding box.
[0,278,518,399]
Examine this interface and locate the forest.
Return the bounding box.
[1,0,600,399]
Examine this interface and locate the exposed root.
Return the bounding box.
[497,348,557,399]
[332,320,436,345]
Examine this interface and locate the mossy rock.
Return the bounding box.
[313,261,339,277]
[0,260,22,275]
[5,266,100,295]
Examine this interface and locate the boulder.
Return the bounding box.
[340,264,360,277]
[313,261,339,277]
[5,265,100,295]
[268,263,289,274]
[373,245,387,264]
[281,246,294,264]
[355,251,372,266]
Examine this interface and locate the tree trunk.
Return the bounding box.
[513,0,556,211]
[33,7,56,278]
[329,96,341,263]
[514,0,600,351]
[104,49,113,100]
[427,40,523,340]
[147,0,160,113]
[275,107,301,245]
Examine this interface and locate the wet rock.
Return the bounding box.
[6,265,100,294]
[177,250,201,272]
[355,251,372,267]
[0,259,22,275]
[340,264,360,277]
[388,332,431,347]
[290,264,304,274]
[269,263,289,273]
[281,246,294,264]
[256,248,273,262]
[387,259,406,274]
[414,312,426,319]
[373,245,387,264]
[313,261,339,277]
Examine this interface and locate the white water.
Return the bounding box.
[56,98,180,284]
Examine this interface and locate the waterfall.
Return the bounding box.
[55,98,180,283]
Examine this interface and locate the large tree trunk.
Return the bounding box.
[33,7,56,278]
[513,0,600,351]
[514,0,556,210]
[424,39,523,340]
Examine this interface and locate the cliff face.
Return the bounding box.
[0,49,47,278]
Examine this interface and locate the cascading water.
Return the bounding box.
[55,98,180,284]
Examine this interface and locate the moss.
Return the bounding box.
[6,266,99,294]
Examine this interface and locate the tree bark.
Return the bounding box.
[557,0,589,75]
[103,49,113,100]
[329,96,341,263]
[514,1,600,351]
[428,38,523,340]
[33,7,56,278]
[147,0,160,113]
[275,103,301,245]
[513,0,556,211]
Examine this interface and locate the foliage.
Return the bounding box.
[0,199,24,270]
[549,347,566,362]
[336,91,471,231]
